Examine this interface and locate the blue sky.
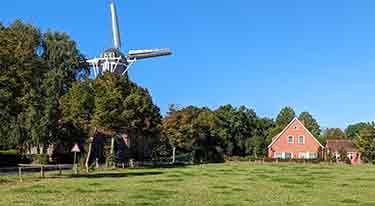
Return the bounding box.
[2,0,375,128]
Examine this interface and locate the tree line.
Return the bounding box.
[1,20,375,165]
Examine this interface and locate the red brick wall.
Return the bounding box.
[268,119,322,158]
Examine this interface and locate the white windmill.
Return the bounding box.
[87,1,172,77]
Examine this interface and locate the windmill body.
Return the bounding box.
[87,1,172,77]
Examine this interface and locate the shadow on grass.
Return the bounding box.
[71,171,163,179]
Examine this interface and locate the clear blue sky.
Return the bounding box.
[2,0,375,128]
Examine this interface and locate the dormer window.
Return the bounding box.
[288,136,294,144]
[298,136,305,144]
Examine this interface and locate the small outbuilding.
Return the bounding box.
[325,140,361,165]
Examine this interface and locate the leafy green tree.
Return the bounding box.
[357,124,375,164]
[0,21,88,153]
[252,117,274,157]
[0,20,45,150]
[324,128,346,140]
[345,122,371,140]
[192,109,227,162]
[275,107,296,128]
[298,112,321,138]
[267,106,296,144]
[338,147,348,162]
[161,105,202,161]
[215,105,261,157]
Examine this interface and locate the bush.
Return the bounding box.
[0,150,31,167]
[224,155,257,162]
[32,154,49,165]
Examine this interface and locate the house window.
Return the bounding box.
[285,152,292,159]
[335,152,340,160]
[309,152,318,159]
[347,152,354,160]
[274,152,283,159]
[288,136,294,144]
[299,152,307,159]
[298,136,305,144]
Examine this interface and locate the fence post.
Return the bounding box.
[40,166,44,178]
[18,167,23,182]
[58,164,62,175]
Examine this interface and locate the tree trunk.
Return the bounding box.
[110,136,115,155]
[172,146,176,164]
[85,137,94,173]
[39,144,44,155]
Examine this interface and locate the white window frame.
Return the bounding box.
[288,136,294,144]
[285,152,293,159]
[298,136,305,144]
[274,152,283,159]
[347,152,354,160]
[274,152,293,159]
[309,152,318,159]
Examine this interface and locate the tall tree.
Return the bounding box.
[60,72,161,167]
[192,109,227,162]
[324,128,346,140]
[161,105,202,161]
[267,106,296,144]
[0,20,46,150]
[357,124,375,164]
[345,122,371,140]
[275,106,296,128]
[298,112,321,138]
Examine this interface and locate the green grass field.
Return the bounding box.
[1,163,375,206]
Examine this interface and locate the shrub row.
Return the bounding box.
[0,151,31,167]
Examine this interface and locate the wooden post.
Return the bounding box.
[85,136,94,173]
[18,167,23,182]
[40,166,44,178]
[58,164,62,175]
[172,146,176,164]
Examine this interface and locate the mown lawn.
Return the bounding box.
[1,162,375,206]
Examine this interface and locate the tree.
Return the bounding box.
[267,106,296,144]
[0,21,88,153]
[357,124,375,164]
[192,109,227,162]
[161,105,188,163]
[298,112,321,138]
[324,128,346,140]
[345,122,371,140]
[0,20,46,150]
[215,105,264,157]
[60,72,161,169]
[275,107,296,128]
[161,105,202,162]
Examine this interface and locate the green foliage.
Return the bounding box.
[32,154,49,165]
[357,125,375,164]
[345,122,372,140]
[338,148,349,162]
[266,106,295,145]
[275,106,296,129]
[324,128,346,140]
[0,20,88,151]
[298,112,321,138]
[59,80,95,127]
[161,104,274,162]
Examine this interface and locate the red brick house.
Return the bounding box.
[268,117,324,159]
[325,140,361,165]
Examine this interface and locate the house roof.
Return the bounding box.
[267,117,324,149]
[326,140,358,153]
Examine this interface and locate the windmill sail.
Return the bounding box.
[128,48,172,60]
[110,2,121,49]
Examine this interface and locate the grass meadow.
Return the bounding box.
[1,162,375,206]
